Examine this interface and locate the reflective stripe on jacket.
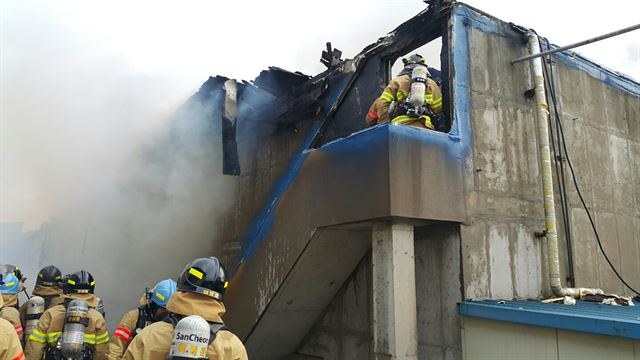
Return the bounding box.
[107,309,139,360]
[0,306,23,341]
[122,291,247,360]
[365,74,443,126]
[24,297,109,360]
[0,318,25,360]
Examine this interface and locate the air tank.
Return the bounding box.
[24,296,45,338]
[60,299,89,359]
[168,315,210,359]
[408,64,429,108]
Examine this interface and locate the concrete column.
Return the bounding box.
[372,222,418,360]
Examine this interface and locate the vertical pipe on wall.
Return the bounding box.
[526,34,602,299]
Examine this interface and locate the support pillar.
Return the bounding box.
[372,222,418,360]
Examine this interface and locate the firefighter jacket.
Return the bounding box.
[24,294,109,360]
[19,285,64,327]
[0,317,25,360]
[1,294,23,341]
[366,74,443,129]
[121,291,247,360]
[2,294,19,308]
[107,309,140,360]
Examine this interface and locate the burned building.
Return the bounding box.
[180,2,640,359]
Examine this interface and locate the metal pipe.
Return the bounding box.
[513,23,640,64]
[526,34,603,299]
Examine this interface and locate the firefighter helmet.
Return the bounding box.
[402,53,427,67]
[149,279,177,308]
[177,257,228,301]
[0,273,20,294]
[37,265,63,287]
[0,264,24,282]
[63,270,95,294]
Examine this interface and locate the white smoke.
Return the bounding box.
[2,0,638,327]
[0,1,239,322]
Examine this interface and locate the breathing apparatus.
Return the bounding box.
[388,54,437,124]
[167,315,211,359]
[24,296,45,338]
[59,299,91,360]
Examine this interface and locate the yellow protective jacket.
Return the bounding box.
[122,291,247,360]
[0,317,25,360]
[107,309,140,360]
[366,74,443,129]
[19,285,65,328]
[24,294,109,360]
[1,294,23,341]
[2,294,19,308]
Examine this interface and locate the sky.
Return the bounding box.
[1,0,639,229]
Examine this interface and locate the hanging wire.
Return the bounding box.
[538,36,640,296]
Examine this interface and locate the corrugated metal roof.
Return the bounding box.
[458,300,640,340]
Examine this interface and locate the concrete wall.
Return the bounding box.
[219,5,639,358]
[296,224,463,360]
[461,25,640,299]
[461,317,640,360]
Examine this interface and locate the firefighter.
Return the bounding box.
[107,279,177,359]
[365,54,443,130]
[19,265,65,326]
[24,270,109,360]
[2,264,27,298]
[0,265,23,309]
[1,316,25,360]
[122,257,247,359]
[0,272,24,341]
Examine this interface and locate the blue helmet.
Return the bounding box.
[149,279,176,308]
[0,273,20,294]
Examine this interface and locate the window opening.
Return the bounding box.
[381,37,450,133]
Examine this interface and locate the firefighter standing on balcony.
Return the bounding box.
[365,54,443,130]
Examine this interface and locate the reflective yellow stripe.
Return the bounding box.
[84,333,97,345]
[29,334,46,343]
[379,91,395,102]
[90,281,95,286]
[392,115,418,124]
[432,98,442,105]
[29,330,47,343]
[67,279,76,285]
[95,332,110,344]
[46,331,62,344]
[420,115,434,128]
[188,268,203,279]
[397,90,408,102]
[155,292,165,301]
[224,281,229,289]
